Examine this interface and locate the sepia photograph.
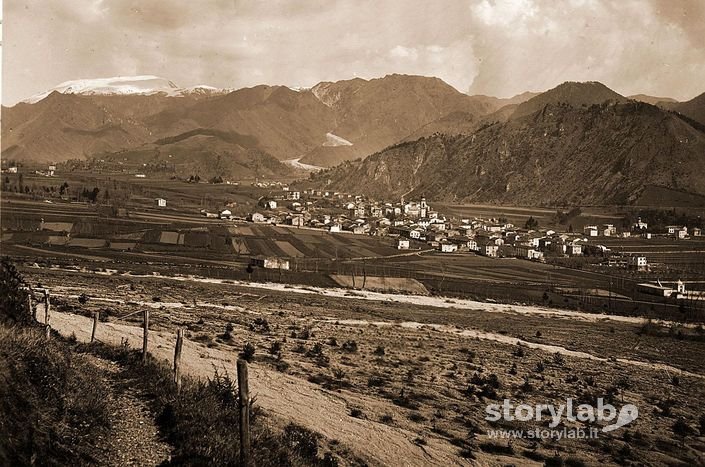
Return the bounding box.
[1,1,705,465]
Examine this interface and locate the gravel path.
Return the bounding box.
[86,355,172,466]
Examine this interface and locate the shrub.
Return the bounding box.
[342,340,358,352]
[282,423,320,458]
[552,352,565,366]
[672,418,692,438]
[250,317,270,333]
[373,345,385,356]
[222,322,234,340]
[413,437,427,446]
[269,341,283,358]
[466,373,501,399]
[306,342,324,358]
[240,342,256,362]
[565,457,588,467]
[479,441,513,455]
[380,414,394,424]
[0,258,31,324]
[367,375,387,387]
[520,376,533,393]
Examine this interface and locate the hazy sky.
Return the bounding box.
[3,0,705,105]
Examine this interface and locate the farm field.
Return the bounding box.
[1,197,402,261]
[20,264,705,467]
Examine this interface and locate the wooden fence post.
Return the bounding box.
[44,290,51,339]
[142,309,149,362]
[26,294,33,320]
[173,329,184,393]
[237,359,251,466]
[43,290,50,327]
[91,312,99,343]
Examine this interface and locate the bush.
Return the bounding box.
[367,375,387,387]
[306,342,324,358]
[0,258,31,324]
[380,414,394,424]
[672,418,692,438]
[373,345,385,356]
[342,340,358,352]
[240,343,256,362]
[466,373,501,399]
[250,317,270,333]
[222,322,234,340]
[269,340,283,358]
[282,423,320,458]
[479,441,513,455]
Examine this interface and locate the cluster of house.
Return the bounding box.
[582,218,702,239]
[1,164,55,176]
[636,280,705,300]
[391,215,592,260]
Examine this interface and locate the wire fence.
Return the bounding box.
[22,286,254,463]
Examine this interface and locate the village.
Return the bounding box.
[192,184,703,272]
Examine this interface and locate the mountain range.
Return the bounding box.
[1,74,541,171]
[306,82,705,206]
[3,74,705,205]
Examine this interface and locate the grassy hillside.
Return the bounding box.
[0,259,336,466]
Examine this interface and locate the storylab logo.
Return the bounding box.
[485,398,638,440]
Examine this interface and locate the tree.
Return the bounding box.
[524,216,539,230]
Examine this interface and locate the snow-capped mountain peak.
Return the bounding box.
[23,76,231,103]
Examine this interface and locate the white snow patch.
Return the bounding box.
[323,132,353,147]
[23,76,231,103]
[283,157,324,171]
